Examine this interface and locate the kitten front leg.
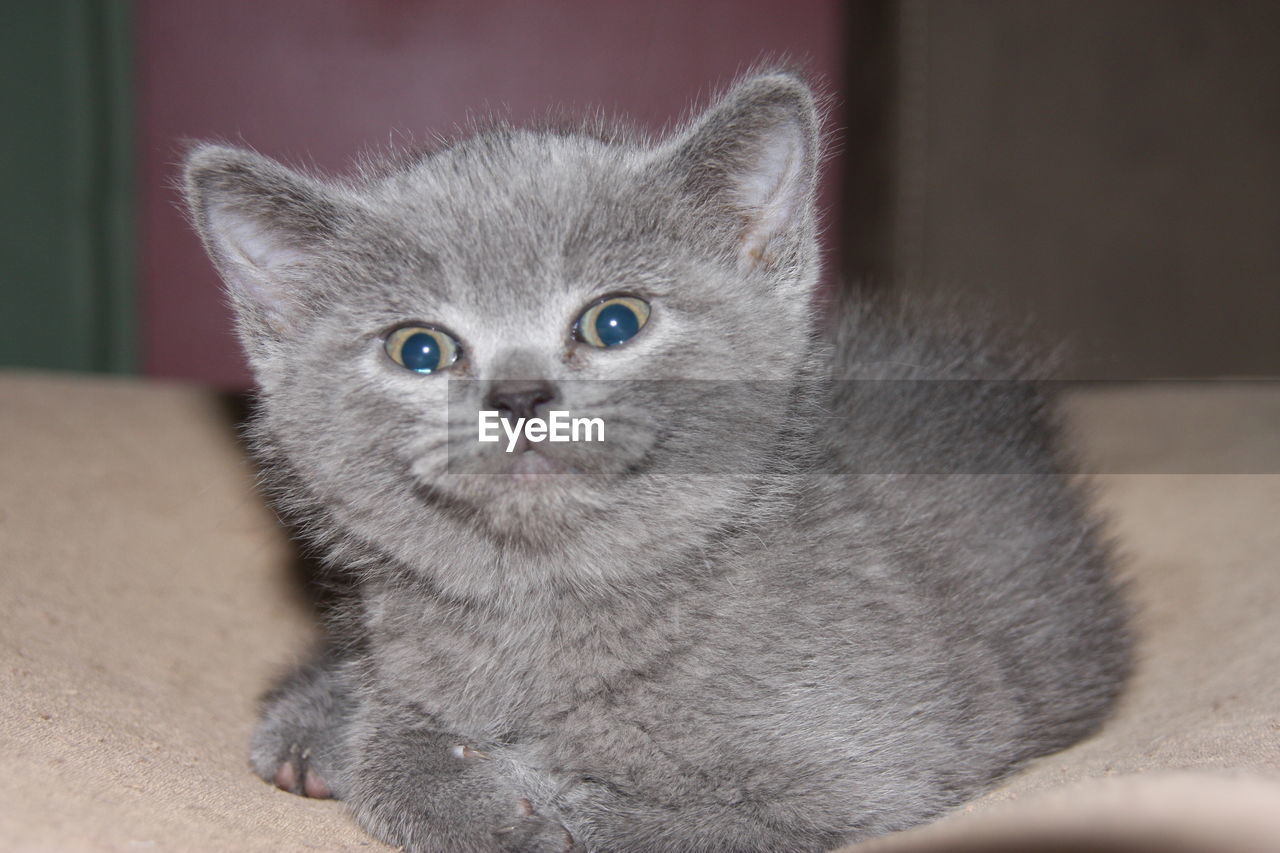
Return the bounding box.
[250,646,357,799]
[345,699,574,853]
[543,765,847,853]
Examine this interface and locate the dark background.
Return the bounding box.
[3,0,1278,387]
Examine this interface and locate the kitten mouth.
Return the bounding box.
[506,446,573,479]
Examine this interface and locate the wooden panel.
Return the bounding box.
[139,0,846,388]
[889,0,1280,378]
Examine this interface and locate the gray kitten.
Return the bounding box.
[184,72,1128,852]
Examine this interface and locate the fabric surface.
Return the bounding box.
[1,371,1277,851]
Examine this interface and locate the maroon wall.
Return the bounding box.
[139,0,846,388]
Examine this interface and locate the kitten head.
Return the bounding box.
[185,72,825,594]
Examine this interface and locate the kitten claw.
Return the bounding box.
[449,744,488,760]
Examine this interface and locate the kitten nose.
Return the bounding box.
[485,380,558,421]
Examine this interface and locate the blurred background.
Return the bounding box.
[1,0,1277,388]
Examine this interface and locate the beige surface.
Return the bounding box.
[2,371,1278,851]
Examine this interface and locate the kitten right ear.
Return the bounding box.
[656,72,822,274]
[183,145,341,345]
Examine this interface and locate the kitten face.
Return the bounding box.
[185,72,823,570]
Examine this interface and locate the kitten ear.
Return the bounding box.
[183,144,341,344]
[660,72,822,271]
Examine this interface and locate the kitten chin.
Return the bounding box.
[504,449,575,478]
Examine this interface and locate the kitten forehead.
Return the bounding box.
[348,131,669,317]
[373,131,644,248]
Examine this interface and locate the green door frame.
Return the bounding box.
[0,0,136,373]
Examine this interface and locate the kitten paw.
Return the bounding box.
[250,651,355,799]
[270,746,334,798]
[492,811,575,852]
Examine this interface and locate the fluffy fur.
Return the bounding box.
[184,72,1128,852]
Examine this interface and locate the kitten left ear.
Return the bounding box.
[659,72,822,271]
[183,144,343,346]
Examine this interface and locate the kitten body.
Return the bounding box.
[186,73,1128,852]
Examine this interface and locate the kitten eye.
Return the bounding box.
[384,325,460,374]
[575,295,651,348]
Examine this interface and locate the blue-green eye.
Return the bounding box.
[576,296,651,348]
[385,325,460,374]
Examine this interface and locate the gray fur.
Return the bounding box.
[184,72,1128,852]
